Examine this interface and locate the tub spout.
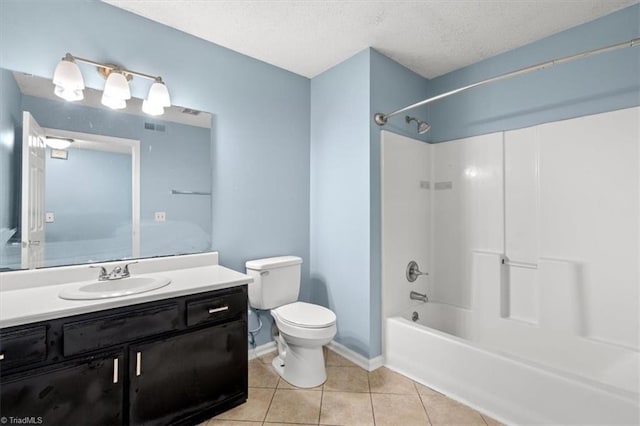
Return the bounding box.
[410,291,428,303]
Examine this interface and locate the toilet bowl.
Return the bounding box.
[245,256,337,388]
[270,302,337,388]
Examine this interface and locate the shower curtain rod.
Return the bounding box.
[373,38,640,127]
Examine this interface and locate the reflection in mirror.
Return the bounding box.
[0,68,213,271]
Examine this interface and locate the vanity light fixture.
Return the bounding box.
[52,53,171,115]
[45,137,74,150]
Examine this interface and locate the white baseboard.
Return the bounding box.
[248,341,277,360]
[249,339,384,372]
[326,340,385,372]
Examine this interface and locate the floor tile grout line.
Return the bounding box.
[262,378,279,423]
[368,369,377,426]
[415,381,433,426]
[318,385,324,425]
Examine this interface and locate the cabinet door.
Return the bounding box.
[129,320,247,425]
[1,354,123,426]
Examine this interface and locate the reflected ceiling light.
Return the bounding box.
[101,93,127,110]
[52,53,171,115]
[142,99,164,116]
[45,137,74,150]
[54,85,84,102]
[52,54,85,101]
[464,167,479,178]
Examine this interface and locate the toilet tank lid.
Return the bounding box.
[245,255,302,271]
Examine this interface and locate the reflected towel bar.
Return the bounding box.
[502,258,538,270]
[170,190,212,196]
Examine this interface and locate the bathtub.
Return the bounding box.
[385,302,640,425]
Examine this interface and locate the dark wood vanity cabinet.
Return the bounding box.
[129,321,246,425]
[2,353,124,425]
[0,285,248,426]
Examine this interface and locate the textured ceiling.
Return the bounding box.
[104,0,638,79]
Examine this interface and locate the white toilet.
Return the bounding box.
[245,256,337,388]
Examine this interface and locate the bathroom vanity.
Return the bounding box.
[0,253,251,426]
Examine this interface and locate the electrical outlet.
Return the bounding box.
[154,212,166,222]
[45,212,55,223]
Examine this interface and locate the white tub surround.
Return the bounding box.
[381,107,639,425]
[0,252,253,328]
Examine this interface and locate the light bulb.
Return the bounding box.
[103,71,131,100]
[147,80,171,107]
[52,55,84,101]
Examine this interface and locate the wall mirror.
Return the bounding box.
[0,67,213,271]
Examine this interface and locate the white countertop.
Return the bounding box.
[0,253,253,328]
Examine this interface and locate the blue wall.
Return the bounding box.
[45,148,132,242]
[309,48,430,358]
[310,49,372,356]
[45,147,132,265]
[0,69,22,236]
[369,50,431,357]
[0,0,310,347]
[426,4,640,143]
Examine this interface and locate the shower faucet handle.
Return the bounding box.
[406,260,428,282]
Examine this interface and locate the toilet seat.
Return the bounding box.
[272,302,336,329]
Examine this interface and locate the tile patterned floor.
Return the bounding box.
[202,349,502,426]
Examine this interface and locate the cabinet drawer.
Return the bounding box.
[187,289,245,327]
[0,325,47,368]
[63,303,179,356]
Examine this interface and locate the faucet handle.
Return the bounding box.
[406,260,428,282]
[122,261,138,277]
[90,265,108,280]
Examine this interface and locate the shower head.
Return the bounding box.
[417,121,431,134]
[405,116,431,135]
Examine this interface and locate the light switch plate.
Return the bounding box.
[45,212,55,223]
[154,212,166,222]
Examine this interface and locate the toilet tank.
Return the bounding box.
[245,256,302,310]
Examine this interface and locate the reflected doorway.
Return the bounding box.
[21,112,140,268]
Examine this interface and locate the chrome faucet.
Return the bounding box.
[91,261,138,281]
[410,291,428,303]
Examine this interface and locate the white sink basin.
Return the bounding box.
[59,276,171,300]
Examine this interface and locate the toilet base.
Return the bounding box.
[272,344,327,388]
